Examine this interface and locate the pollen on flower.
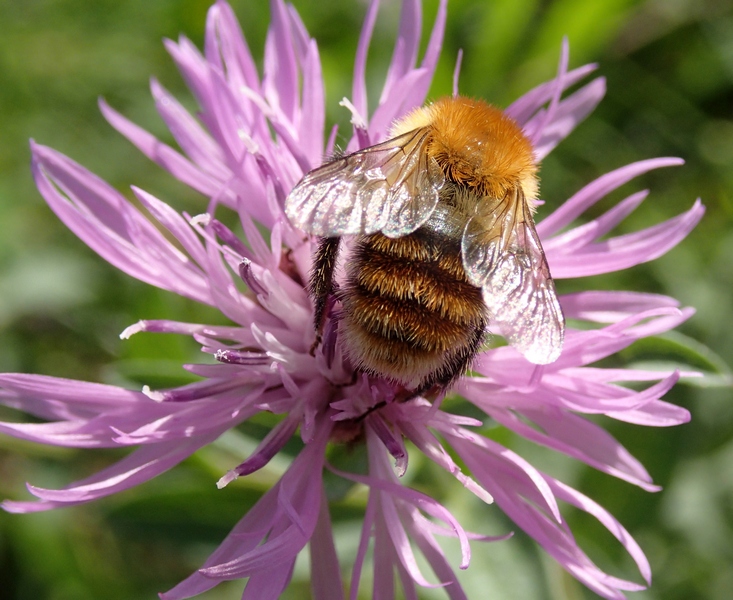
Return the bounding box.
[119,321,145,339]
[141,385,166,402]
[339,97,368,130]
[189,213,211,226]
[238,129,260,155]
[216,471,238,489]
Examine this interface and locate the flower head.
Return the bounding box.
[1,1,704,599]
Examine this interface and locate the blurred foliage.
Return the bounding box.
[1,0,733,598]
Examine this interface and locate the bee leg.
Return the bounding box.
[410,320,486,399]
[309,237,341,355]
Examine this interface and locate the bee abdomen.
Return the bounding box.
[340,230,485,387]
[345,291,470,351]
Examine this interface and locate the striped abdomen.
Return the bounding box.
[340,228,486,389]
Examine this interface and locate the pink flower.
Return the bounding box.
[1,1,703,599]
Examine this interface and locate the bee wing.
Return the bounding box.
[461,189,564,364]
[285,128,442,238]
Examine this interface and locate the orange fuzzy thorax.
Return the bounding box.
[391,96,538,202]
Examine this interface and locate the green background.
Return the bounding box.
[1,0,732,598]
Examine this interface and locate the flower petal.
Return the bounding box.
[538,158,684,237]
[548,200,705,278]
[561,290,680,323]
[4,434,218,513]
[162,417,331,599]
[31,143,213,303]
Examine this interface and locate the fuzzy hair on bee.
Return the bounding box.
[286,96,564,395]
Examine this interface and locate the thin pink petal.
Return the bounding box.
[550,479,651,584]
[489,408,658,490]
[149,79,229,177]
[100,98,229,203]
[561,291,680,323]
[32,143,212,303]
[351,0,379,118]
[309,488,344,600]
[544,190,648,253]
[532,76,606,161]
[205,1,261,92]
[549,200,705,278]
[4,434,217,513]
[506,63,598,125]
[538,158,684,237]
[298,40,326,166]
[263,0,299,121]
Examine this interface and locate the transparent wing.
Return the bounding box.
[285,128,443,238]
[461,188,564,364]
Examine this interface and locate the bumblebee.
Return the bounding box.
[286,96,564,395]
